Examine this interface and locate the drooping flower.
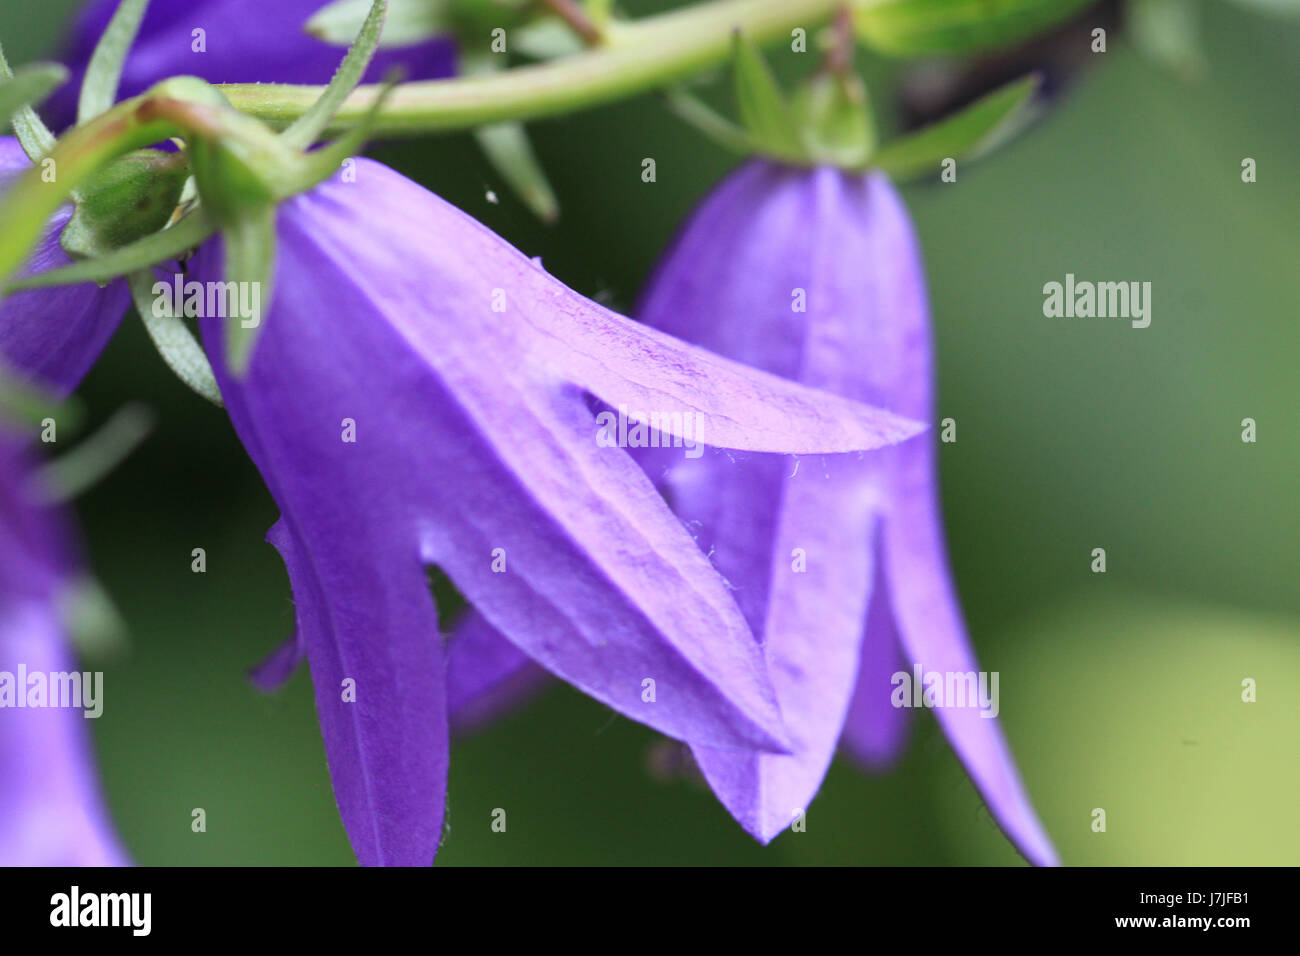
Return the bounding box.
[0,428,128,865]
[0,137,130,396]
[192,156,925,866]
[629,161,1059,866]
[48,0,455,128]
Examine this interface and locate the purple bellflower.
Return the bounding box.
[189,156,924,866]
[49,0,455,128]
[0,431,128,865]
[628,161,1059,866]
[0,137,130,395]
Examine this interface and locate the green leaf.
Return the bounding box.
[5,210,215,291]
[307,0,449,47]
[282,0,389,149]
[0,373,79,432]
[127,269,224,406]
[1128,0,1205,82]
[854,0,1094,57]
[221,203,277,375]
[292,73,401,191]
[730,31,805,162]
[462,52,559,222]
[474,123,560,222]
[58,576,128,660]
[34,401,155,501]
[0,40,58,160]
[868,74,1040,180]
[0,63,67,125]
[663,87,754,156]
[77,0,151,123]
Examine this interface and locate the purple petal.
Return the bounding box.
[851,172,1060,867]
[839,548,911,769]
[48,0,457,128]
[687,457,881,843]
[444,611,548,734]
[0,436,128,866]
[0,139,128,396]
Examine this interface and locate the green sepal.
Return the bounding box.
[731,31,805,163]
[220,203,277,376]
[284,0,389,150]
[77,0,150,123]
[126,269,224,406]
[34,401,155,502]
[5,210,214,292]
[0,41,59,160]
[791,71,875,169]
[60,149,189,261]
[1128,0,1205,82]
[0,62,67,126]
[853,0,1094,57]
[308,0,448,47]
[867,74,1040,180]
[463,52,559,222]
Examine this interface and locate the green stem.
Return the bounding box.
[219,0,842,136]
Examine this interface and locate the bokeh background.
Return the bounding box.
[3,0,1296,864]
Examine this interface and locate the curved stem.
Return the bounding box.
[219,0,842,136]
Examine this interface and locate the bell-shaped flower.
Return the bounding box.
[632,161,1059,866]
[190,156,924,866]
[0,428,128,865]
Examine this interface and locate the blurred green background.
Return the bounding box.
[4,0,1297,864]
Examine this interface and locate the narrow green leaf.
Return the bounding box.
[291,74,400,192]
[77,0,151,123]
[34,401,155,501]
[462,52,559,222]
[473,122,560,222]
[868,74,1040,181]
[1128,0,1205,81]
[854,0,1093,57]
[127,269,224,406]
[0,40,58,160]
[283,0,389,149]
[5,209,214,291]
[307,0,450,47]
[0,373,79,432]
[0,63,67,124]
[58,576,128,660]
[663,86,754,156]
[222,204,277,375]
[731,31,804,161]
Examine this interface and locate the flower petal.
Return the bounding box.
[686,454,881,842]
[0,436,127,866]
[840,547,911,769]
